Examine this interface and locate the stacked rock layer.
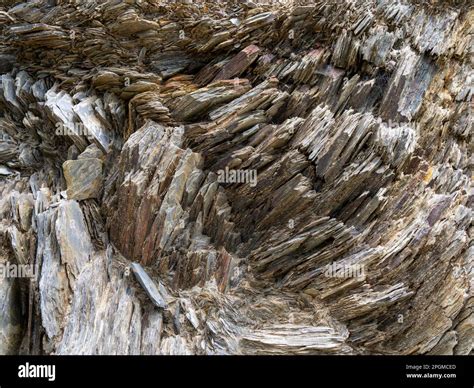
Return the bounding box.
[0,0,472,355]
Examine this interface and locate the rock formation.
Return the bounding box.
[0,0,472,355]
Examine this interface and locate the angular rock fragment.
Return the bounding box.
[212,45,261,82]
[131,263,167,309]
[241,325,350,355]
[63,159,103,201]
[73,97,111,152]
[171,79,251,121]
[0,0,471,358]
[55,201,93,275]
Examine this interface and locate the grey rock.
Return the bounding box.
[63,158,103,201]
[130,263,167,309]
[0,0,471,357]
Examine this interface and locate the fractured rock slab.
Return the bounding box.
[63,158,103,201]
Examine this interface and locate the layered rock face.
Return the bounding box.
[0,0,472,355]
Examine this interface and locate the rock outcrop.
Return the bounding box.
[0,0,472,355]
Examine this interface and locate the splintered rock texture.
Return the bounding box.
[0,0,472,355]
[63,158,103,201]
[131,263,167,309]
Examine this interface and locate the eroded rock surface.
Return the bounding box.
[0,0,472,355]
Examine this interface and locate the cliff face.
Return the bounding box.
[0,0,472,355]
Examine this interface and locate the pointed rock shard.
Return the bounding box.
[63,158,103,201]
[73,97,111,152]
[131,263,167,309]
[55,200,94,283]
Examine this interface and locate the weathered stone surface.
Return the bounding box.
[55,200,93,283]
[0,273,23,354]
[131,263,167,309]
[38,207,69,339]
[77,144,103,160]
[170,79,251,121]
[0,0,471,357]
[63,158,103,201]
[241,325,350,355]
[212,45,261,82]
